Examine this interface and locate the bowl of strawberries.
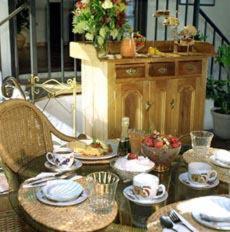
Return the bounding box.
[141,130,181,172]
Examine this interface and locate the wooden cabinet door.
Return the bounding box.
[149,76,203,138]
[113,80,149,137]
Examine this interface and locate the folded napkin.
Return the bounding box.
[213,149,230,165]
[0,172,9,194]
[162,225,192,232]
[23,172,82,188]
[200,213,230,223]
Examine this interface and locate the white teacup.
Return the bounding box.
[46,148,75,169]
[188,162,217,184]
[133,173,166,200]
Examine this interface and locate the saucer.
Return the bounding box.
[210,155,230,169]
[179,172,219,189]
[44,159,82,172]
[123,185,168,206]
[36,188,88,206]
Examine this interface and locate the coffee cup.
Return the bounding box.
[188,162,217,184]
[133,173,166,200]
[46,148,75,169]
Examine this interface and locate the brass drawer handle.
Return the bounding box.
[126,68,137,76]
[185,64,195,71]
[158,67,167,74]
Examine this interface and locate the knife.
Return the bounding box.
[26,171,70,184]
[172,210,198,232]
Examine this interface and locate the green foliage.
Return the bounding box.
[209,44,230,114]
[194,30,207,41]
[72,0,131,48]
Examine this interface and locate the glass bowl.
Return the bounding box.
[140,143,181,172]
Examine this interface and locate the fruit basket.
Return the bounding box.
[140,131,181,172]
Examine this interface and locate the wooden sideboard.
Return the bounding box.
[70,41,214,140]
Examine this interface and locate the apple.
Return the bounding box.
[143,136,154,147]
[127,153,138,160]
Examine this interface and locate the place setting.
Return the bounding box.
[123,173,168,206]
[209,149,230,169]
[179,162,219,189]
[45,146,82,172]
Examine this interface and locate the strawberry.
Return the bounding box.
[127,153,138,160]
[154,140,164,149]
[143,136,154,147]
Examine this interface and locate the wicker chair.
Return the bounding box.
[0,99,77,173]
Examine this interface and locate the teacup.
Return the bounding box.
[46,148,75,169]
[188,162,217,184]
[133,173,166,200]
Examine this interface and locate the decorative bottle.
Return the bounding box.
[117,117,131,156]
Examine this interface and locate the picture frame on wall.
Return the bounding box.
[179,0,215,6]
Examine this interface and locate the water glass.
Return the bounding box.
[87,171,119,214]
[190,131,214,156]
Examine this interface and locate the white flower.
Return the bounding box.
[102,0,113,9]
[81,0,89,4]
[85,33,94,41]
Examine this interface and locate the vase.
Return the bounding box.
[120,37,136,58]
[96,42,109,59]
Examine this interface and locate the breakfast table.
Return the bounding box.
[5,146,230,232]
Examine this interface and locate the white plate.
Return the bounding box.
[123,185,168,206]
[44,159,82,172]
[36,188,88,207]
[41,179,83,202]
[209,155,230,169]
[74,152,117,161]
[192,196,230,230]
[179,172,219,189]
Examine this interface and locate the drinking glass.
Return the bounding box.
[190,131,214,156]
[87,171,119,214]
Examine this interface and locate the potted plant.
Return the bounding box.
[211,44,230,139]
[72,0,131,57]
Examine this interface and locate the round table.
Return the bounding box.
[7,152,230,231]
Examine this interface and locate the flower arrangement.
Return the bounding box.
[72,0,131,49]
[133,32,146,51]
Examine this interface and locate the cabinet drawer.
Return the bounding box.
[116,64,145,79]
[149,62,175,77]
[178,61,202,75]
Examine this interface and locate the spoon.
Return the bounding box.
[160,215,178,231]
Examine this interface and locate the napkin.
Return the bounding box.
[23,172,82,188]
[213,149,230,165]
[162,225,191,232]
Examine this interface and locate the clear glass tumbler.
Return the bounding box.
[190,131,214,156]
[87,171,119,214]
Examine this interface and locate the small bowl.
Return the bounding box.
[110,159,154,182]
[140,143,181,172]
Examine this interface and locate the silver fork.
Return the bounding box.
[169,210,194,232]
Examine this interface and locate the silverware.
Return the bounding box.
[169,210,197,232]
[28,172,77,186]
[160,215,178,231]
[26,172,66,184]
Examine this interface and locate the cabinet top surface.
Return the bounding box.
[70,41,215,63]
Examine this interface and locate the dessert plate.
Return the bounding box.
[179,172,219,189]
[41,179,83,202]
[44,159,82,172]
[36,188,88,207]
[209,155,230,169]
[192,196,230,230]
[123,185,168,206]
